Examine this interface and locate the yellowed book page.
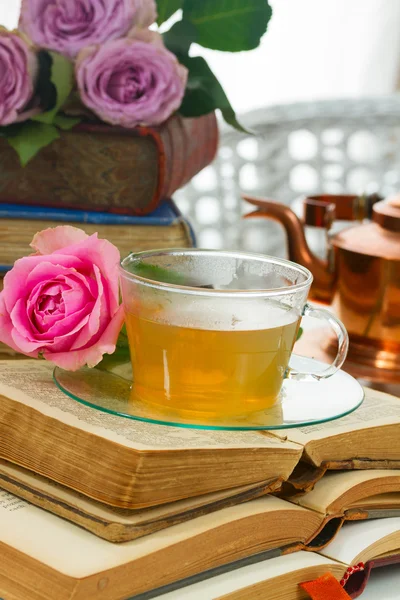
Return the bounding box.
[154,552,341,600]
[0,490,310,580]
[0,219,191,265]
[349,493,400,509]
[319,518,400,565]
[294,470,400,514]
[0,360,300,453]
[272,387,400,445]
[0,460,272,526]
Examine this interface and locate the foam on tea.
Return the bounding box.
[126,299,300,418]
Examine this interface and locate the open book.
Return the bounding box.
[134,519,400,600]
[0,360,301,509]
[0,485,399,600]
[0,459,278,542]
[0,489,333,600]
[141,552,347,600]
[0,360,399,509]
[0,460,398,545]
[276,389,400,494]
[320,517,400,598]
[288,469,400,548]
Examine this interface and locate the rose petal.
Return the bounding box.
[2,255,84,313]
[135,0,157,28]
[0,293,38,357]
[46,304,125,370]
[19,0,152,58]
[55,234,121,316]
[0,29,38,126]
[11,298,40,346]
[31,226,88,255]
[37,310,91,352]
[26,272,94,334]
[75,37,187,129]
[69,265,106,350]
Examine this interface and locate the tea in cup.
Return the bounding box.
[119,250,348,419]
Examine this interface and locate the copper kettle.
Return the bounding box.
[243,193,400,375]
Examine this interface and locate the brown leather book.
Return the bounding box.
[0,113,218,215]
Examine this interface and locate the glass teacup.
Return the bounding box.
[119,249,348,419]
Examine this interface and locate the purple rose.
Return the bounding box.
[0,28,38,126]
[76,34,188,128]
[19,0,157,58]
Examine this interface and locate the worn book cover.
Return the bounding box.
[0,114,218,215]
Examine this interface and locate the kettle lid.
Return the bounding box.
[373,196,400,232]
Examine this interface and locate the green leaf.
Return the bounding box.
[34,52,75,125]
[296,327,304,342]
[183,0,272,52]
[34,50,57,112]
[53,114,81,131]
[156,0,183,25]
[35,50,57,111]
[163,19,197,55]
[177,55,250,133]
[6,122,60,166]
[128,262,187,285]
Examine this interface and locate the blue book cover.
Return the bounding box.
[0,199,196,274]
[0,199,183,226]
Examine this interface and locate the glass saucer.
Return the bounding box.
[53,356,364,431]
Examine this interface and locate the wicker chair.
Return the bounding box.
[175,95,400,255]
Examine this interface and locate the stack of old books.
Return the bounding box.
[0,359,399,599]
[0,113,219,288]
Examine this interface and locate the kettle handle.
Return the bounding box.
[303,193,382,228]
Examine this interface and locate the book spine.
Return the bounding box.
[0,199,182,226]
[159,112,219,202]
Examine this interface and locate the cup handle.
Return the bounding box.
[287,303,349,382]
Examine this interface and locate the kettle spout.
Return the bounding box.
[243,195,335,303]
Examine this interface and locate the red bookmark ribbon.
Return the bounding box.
[300,572,352,600]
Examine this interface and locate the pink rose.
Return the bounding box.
[19,0,157,59]
[76,35,188,128]
[0,28,38,126]
[0,226,124,371]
